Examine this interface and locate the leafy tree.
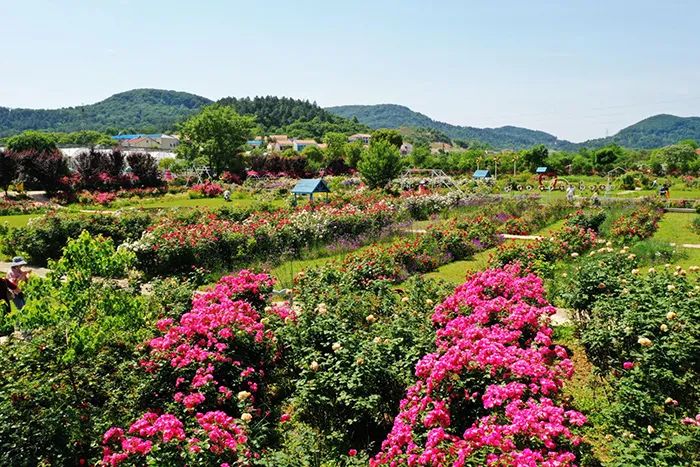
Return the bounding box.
[0,150,16,195]
[593,144,623,170]
[650,143,698,173]
[13,149,69,192]
[358,140,403,189]
[301,145,325,170]
[5,130,58,153]
[571,154,594,175]
[409,145,431,168]
[126,152,161,187]
[521,144,548,172]
[371,129,403,149]
[323,132,347,163]
[176,105,256,175]
[343,140,364,169]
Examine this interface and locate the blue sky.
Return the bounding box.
[1,0,699,141]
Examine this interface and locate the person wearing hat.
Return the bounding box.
[6,256,30,310]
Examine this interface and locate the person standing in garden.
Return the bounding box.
[566,184,575,202]
[6,257,30,310]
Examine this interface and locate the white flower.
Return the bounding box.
[571,252,579,258]
[241,413,253,422]
[638,337,653,347]
[373,336,382,344]
[332,342,342,352]
[365,314,376,324]
[660,324,668,332]
[648,267,656,274]
[631,269,639,275]
[310,361,320,371]
[666,311,677,320]
[401,296,410,303]
[647,425,655,434]
[425,299,434,306]
[667,284,676,291]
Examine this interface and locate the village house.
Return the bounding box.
[112,134,179,150]
[293,139,319,152]
[348,133,371,144]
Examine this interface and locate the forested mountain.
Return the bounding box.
[326,104,577,150]
[582,114,700,149]
[0,89,212,137]
[217,96,368,137]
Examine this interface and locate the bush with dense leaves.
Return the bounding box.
[1,210,153,265]
[579,267,700,465]
[0,232,155,466]
[609,205,663,243]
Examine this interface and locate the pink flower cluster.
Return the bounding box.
[102,270,279,465]
[372,265,586,466]
[190,180,225,197]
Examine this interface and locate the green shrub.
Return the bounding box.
[579,269,700,465]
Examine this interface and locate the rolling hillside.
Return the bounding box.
[0,89,212,137]
[326,104,578,150]
[582,114,700,149]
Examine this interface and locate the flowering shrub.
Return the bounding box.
[490,225,597,277]
[102,270,285,465]
[0,198,49,216]
[579,268,700,465]
[93,191,118,206]
[1,210,153,265]
[564,209,607,233]
[189,180,225,198]
[610,205,663,243]
[277,276,449,458]
[128,200,398,275]
[372,266,587,466]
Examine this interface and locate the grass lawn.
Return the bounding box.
[0,214,40,228]
[534,218,567,236]
[654,212,700,245]
[423,249,493,284]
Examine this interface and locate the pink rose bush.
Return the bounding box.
[102,270,289,465]
[371,265,586,466]
[189,180,225,198]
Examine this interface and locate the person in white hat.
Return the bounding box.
[6,256,30,310]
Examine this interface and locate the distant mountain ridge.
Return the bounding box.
[327,104,700,150]
[581,114,700,149]
[326,104,578,150]
[1,89,698,149]
[0,89,212,137]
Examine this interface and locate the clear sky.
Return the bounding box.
[1,0,699,141]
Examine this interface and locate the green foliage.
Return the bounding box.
[586,114,700,149]
[0,210,153,266]
[176,105,256,175]
[521,144,548,171]
[0,89,211,137]
[275,276,449,458]
[579,270,700,465]
[343,140,364,168]
[5,130,58,152]
[323,132,347,162]
[0,232,152,465]
[650,143,698,173]
[358,140,403,189]
[327,104,576,150]
[370,129,403,149]
[218,96,368,138]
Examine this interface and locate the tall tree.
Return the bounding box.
[371,129,403,149]
[0,150,17,195]
[5,130,58,153]
[323,132,347,163]
[358,140,403,189]
[176,105,256,175]
[521,144,548,172]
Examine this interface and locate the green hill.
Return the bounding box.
[583,114,700,149]
[0,89,212,137]
[217,96,368,137]
[326,104,578,150]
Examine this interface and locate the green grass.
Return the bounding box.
[0,214,40,228]
[534,218,567,236]
[270,254,347,289]
[654,212,700,245]
[423,249,493,284]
